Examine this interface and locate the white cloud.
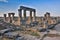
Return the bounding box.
[0,0,8,2]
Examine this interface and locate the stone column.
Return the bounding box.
[8,13,11,23]
[8,13,10,17]
[33,10,36,21]
[18,9,22,19]
[24,10,26,19]
[11,13,15,23]
[12,13,14,20]
[18,9,22,25]
[23,10,26,26]
[10,14,12,23]
[4,14,6,22]
[30,11,32,22]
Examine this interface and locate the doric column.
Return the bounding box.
[12,13,15,20]
[33,10,36,21]
[8,13,11,23]
[4,14,6,22]
[18,9,22,19]
[11,13,15,23]
[8,13,10,17]
[30,11,32,22]
[18,9,22,25]
[24,10,26,19]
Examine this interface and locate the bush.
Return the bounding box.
[31,32,40,36]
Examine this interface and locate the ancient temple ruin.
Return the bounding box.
[4,13,15,23]
[18,6,36,25]
[3,6,58,28]
[3,6,37,26]
[8,13,15,23]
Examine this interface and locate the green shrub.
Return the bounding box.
[31,32,40,36]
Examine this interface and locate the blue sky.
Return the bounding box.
[0,0,60,17]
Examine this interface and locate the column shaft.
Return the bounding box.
[11,14,13,20]
[24,10,26,19]
[8,13,11,23]
[34,10,36,21]
[30,11,32,22]
[18,9,22,19]
[4,14,6,22]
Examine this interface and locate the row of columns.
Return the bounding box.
[4,6,36,26]
[4,13,15,23]
[18,9,36,24]
[8,13,15,23]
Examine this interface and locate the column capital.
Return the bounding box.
[18,9,22,11]
[4,14,6,17]
[34,10,36,12]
